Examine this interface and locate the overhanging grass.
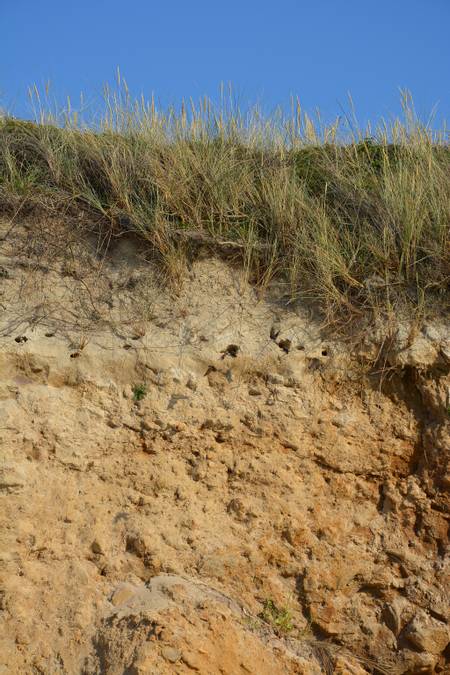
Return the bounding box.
[0,90,448,327]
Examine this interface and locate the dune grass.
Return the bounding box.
[0,84,448,328]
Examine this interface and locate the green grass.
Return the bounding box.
[259,598,295,635]
[0,84,448,329]
[132,383,147,402]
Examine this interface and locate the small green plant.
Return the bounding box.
[259,598,294,635]
[132,383,147,402]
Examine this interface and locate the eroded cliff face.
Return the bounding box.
[0,220,449,674]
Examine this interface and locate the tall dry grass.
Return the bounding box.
[0,83,448,327]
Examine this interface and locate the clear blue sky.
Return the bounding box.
[1,0,449,128]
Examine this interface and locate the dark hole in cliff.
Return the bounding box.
[278,339,291,354]
[221,344,239,358]
[270,326,280,340]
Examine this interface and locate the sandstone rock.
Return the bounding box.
[161,645,181,663]
[394,335,439,368]
[181,650,202,670]
[334,655,368,674]
[111,583,137,607]
[332,410,356,430]
[398,649,438,674]
[403,611,449,654]
[130,642,158,673]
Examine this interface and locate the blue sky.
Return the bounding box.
[1,0,449,128]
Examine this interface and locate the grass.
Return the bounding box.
[259,598,295,635]
[0,84,448,330]
[132,383,147,402]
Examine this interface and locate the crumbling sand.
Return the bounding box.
[0,219,449,674]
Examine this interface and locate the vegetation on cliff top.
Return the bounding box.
[0,86,448,326]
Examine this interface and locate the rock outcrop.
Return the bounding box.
[0,219,448,674]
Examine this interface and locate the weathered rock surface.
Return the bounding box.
[0,219,449,674]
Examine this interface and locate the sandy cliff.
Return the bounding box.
[0,219,449,674]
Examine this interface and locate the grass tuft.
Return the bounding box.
[0,86,448,329]
[259,598,295,635]
[132,383,147,402]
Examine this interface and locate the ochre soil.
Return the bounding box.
[0,220,449,674]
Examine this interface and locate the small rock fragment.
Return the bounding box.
[111,583,136,607]
[404,612,449,654]
[161,646,181,663]
[186,374,198,391]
